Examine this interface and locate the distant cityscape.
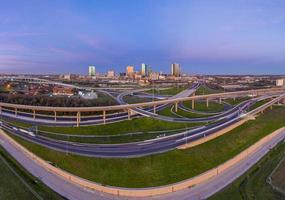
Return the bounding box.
[85,63,182,81]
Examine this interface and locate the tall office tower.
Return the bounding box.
[141,63,150,76]
[171,63,181,77]
[88,65,96,76]
[126,65,134,76]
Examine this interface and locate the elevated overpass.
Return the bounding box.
[0,87,284,126]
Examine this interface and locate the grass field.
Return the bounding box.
[157,105,213,118]
[8,106,285,188]
[6,117,201,136]
[249,99,271,111]
[195,85,223,95]
[183,100,225,113]
[210,140,285,200]
[271,158,285,193]
[123,95,155,104]
[224,97,251,105]
[0,146,64,200]
[146,86,188,96]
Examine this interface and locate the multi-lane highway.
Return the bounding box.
[1,94,280,158]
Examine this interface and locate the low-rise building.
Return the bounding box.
[53,86,74,96]
[276,79,285,86]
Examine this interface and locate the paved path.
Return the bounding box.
[147,129,285,200]
[0,128,284,200]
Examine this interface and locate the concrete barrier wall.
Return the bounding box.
[1,127,284,197]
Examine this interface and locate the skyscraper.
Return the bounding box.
[88,65,96,76]
[171,63,181,77]
[126,65,134,77]
[141,63,150,76]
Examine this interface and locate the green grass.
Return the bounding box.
[5,117,201,136]
[0,146,64,200]
[123,95,155,104]
[224,97,251,106]
[210,140,285,200]
[270,157,285,193]
[184,101,225,113]
[176,108,214,118]
[195,85,223,95]
[158,105,212,118]
[249,99,271,111]
[146,86,187,96]
[36,127,195,144]
[8,107,285,188]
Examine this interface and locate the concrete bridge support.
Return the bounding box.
[54,111,57,122]
[206,98,209,108]
[103,110,106,124]
[33,110,36,120]
[127,109,132,120]
[192,99,195,110]
[76,112,81,127]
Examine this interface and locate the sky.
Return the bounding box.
[0,0,285,75]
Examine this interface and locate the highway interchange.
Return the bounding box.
[1,78,285,199]
[1,82,283,158]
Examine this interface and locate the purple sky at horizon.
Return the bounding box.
[0,0,285,75]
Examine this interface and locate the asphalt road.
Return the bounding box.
[1,99,255,158]
[1,124,284,200]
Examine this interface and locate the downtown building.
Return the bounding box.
[171,63,181,77]
[88,65,96,77]
[141,63,151,77]
[126,65,134,78]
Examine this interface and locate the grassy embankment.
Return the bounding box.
[210,139,285,200]
[4,117,204,144]
[0,146,64,199]
[7,106,285,188]
[146,86,188,96]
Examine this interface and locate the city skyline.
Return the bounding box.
[0,0,285,75]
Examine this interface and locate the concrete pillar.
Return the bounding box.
[15,108,17,117]
[206,98,209,108]
[219,97,222,104]
[175,102,178,112]
[192,99,195,110]
[54,111,57,122]
[76,112,81,127]
[270,105,273,110]
[103,110,106,124]
[233,97,236,102]
[0,106,2,115]
[153,105,156,114]
[33,110,36,120]
[128,109,131,120]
